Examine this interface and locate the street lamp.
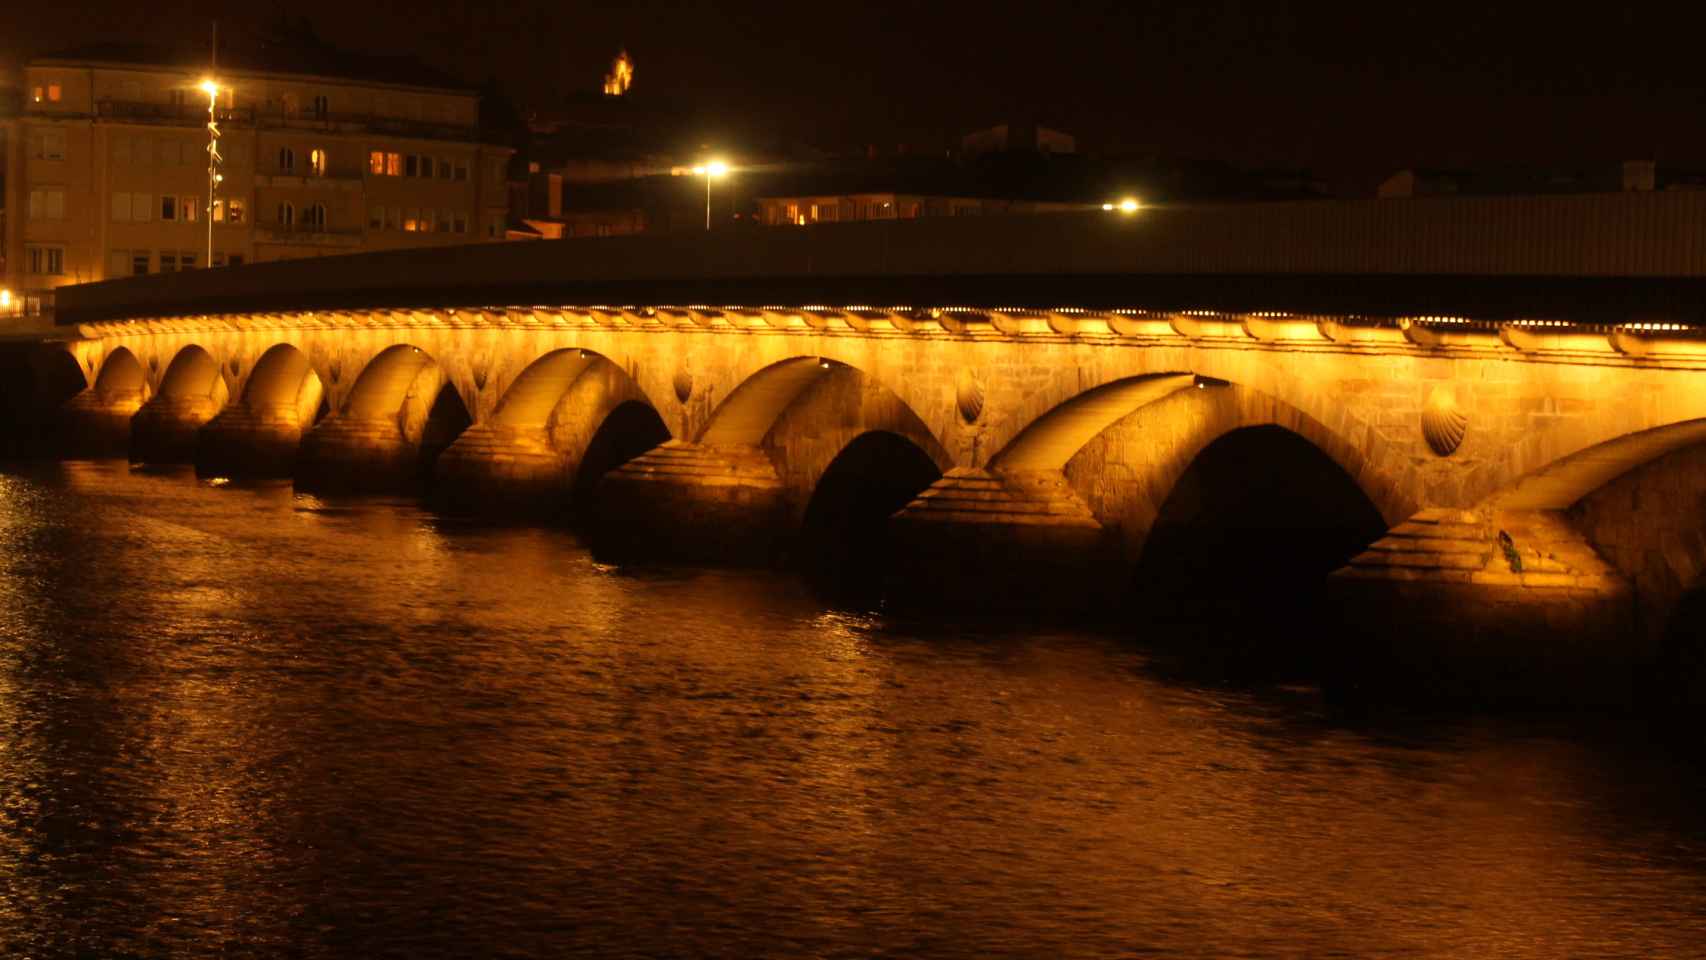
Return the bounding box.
[201,79,223,267]
[691,160,730,231]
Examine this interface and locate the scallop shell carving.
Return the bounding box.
[1422,387,1468,457]
[327,358,343,384]
[672,369,694,404]
[228,357,242,378]
[955,368,985,424]
[472,364,489,391]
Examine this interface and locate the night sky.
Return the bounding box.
[8,1,1706,187]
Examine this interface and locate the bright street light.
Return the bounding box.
[1103,197,1141,214]
[691,159,730,231]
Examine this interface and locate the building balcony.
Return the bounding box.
[90,101,478,143]
[253,223,363,246]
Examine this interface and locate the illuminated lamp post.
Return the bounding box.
[691,160,730,231]
[200,80,223,267]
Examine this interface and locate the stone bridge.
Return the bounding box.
[20,206,1706,702]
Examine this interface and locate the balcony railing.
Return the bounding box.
[92,100,478,143]
[254,223,364,246]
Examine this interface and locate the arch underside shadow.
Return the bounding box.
[1127,424,1388,624]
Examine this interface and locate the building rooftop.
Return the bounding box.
[32,36,474,94]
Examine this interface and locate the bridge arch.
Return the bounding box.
[195,342,325,477]
[130,345,230,464]
[297,344,473,490]
[721,358,954,517]
[435,347,668,511]
[59,347,148,458]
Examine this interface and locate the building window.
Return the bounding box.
[282,93,299,117]
[227,198,246,224]
[403,208,420,232]
[303,204,327,229]
[385,152,403,176]
[181,252,198,270]
[28,188,66,220]
[132,252,150,275]
[369,205,384,229]
[49,83,61,102]
[437,159,452,179]
[453,212,467,234]
[118,79,141,101]
[160,252,178,273]
[26,246,64,275]
[32,129,66,160]
[212,199,225,222]
[278,147,295,173]
[405,155,418,178]
[435,209,451,232]
[309,148,328,177]
[453,161,468,182]
[417,154,433,178]
[369,151,385,175]
[212,252,226,268]
[183,197,198,223]
[386,207,400,230]
[31,86,41,103]
[161,195,177,222]
[278,202,294,226]
[311,94,329,119]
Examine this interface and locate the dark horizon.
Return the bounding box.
[6,1,1706,190]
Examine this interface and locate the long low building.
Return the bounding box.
[1,40,515,315]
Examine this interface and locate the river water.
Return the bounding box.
[1,460,1704,958]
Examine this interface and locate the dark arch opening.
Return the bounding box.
[1130,425,1386,630]
[313,393,331,425]
[798,430,943,604]
[0,349,84,458]
[1657,587,1706,708]
[419,382,474,475]
[572,401,669,511]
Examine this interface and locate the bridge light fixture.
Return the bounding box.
[819,358,832,369]
[0,289,10,310]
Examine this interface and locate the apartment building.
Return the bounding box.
[0,44,513,311]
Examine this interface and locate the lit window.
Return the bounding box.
[183,198,197,223]
[386,152,402,176]
[369,151,385,176]
[227,198,245,224]
[309,148,328,176]
[31,86,42,103]
[403,208,419,232]
[47,83,61,102]
[212,199,225,222]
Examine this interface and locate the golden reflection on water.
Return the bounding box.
[0,462,1705,957]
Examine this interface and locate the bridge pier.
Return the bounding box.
[195,402,315,478]
[432,424,572,513]
[59,389,143,459]
[1329,508,1644,704]
[131,395,222,464]
[591,442,789,563]
[296,416,424,492]
[887,468,1117,612]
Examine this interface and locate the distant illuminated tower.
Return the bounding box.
[603,50,633,96]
